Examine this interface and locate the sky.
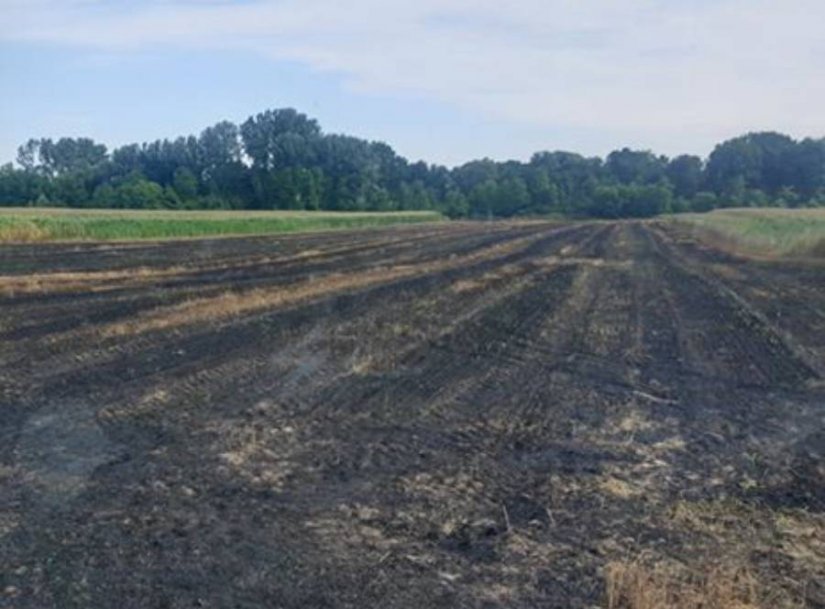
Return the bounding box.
[1,0,823,167]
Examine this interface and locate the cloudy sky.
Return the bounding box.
[1,0,823,166]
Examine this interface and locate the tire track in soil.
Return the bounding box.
[221,224,654,604]
[0,222,598,480]
[0,223,538,342]
[620,224,825,605]
[634,224,825,503]
[0,222,476,275]
[0,222,566,377]
[1,221,603,609]
[652,220,825,379]
[2,220,824,608]
[269,222,825,607]
[14,222,592,432]
[644,224,819,388]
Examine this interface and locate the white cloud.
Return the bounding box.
[2,0,824,155]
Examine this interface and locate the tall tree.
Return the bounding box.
[241,109,321,170]
[606,148,667,185]
[666,155,703,198]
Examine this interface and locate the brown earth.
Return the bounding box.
[1,220,823,608]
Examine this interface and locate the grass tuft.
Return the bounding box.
[605,561,769,609]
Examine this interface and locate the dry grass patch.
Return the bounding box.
[349,354,377,375]
[401,471,486,504]
[774,511,825,569]
[533,255,632,270]
[210,409,300,491]
[102,265,422,337]
[99,387,172,421]
[664,499,824,604]
[616,410,655,434]
[0,244,366,297]
[605,560,773,609]
[0,266,171,296]
[94,231,548,338]
[0,220,49,242]
[305,504,400,553]
[599,476,642,500]
[652,436,686,452]
[450,263,525,294]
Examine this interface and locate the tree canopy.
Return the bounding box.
[2,109,824,218]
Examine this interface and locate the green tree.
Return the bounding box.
[666,155,703,198]
[0,163,48,205]
[241,109,321,170]
[19,137,107,177]
[172,167,199,201]
[606,149,667,185]
[199,121,241,176]
[443,189,469,218]
[111,174,166,209]
[691,191,718,212]
[50,173,89,206]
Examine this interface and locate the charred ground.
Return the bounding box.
[1,220,824,608]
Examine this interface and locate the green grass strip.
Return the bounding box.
[0,208,445,242]
[674,208,825,257]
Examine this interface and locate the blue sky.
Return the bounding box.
[1,0,823,167]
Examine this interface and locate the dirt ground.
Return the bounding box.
[1,220,823,608]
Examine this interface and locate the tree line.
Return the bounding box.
[2,108,824,218]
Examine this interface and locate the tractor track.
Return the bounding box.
[1,220,824,608]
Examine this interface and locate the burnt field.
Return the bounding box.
[1,220,824,608]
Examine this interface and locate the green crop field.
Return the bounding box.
[0,207,444,242]
[673,208,825,258]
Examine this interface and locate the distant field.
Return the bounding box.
[674,208,825,258]
[0,207,445,242]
